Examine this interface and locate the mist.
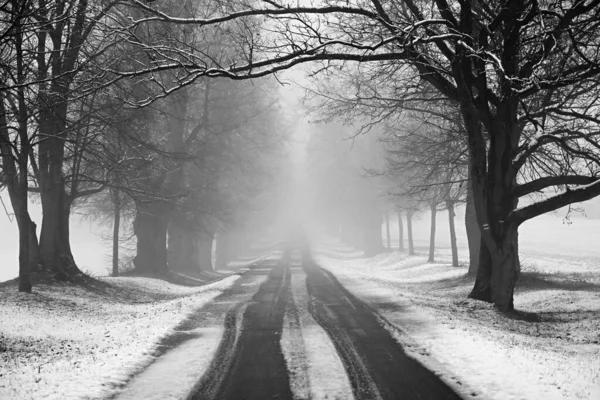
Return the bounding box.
[2,2,600,399]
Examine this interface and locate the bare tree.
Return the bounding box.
[4,0,600,311]
[104,0,600,311]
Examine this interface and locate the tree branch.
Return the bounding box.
[513,175,599,198]
[511,179,600,225]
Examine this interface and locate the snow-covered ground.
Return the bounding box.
[312,234,600,400]
[0,274,243,400]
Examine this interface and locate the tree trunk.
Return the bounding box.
[198,232,214,272]
[28,220,40,272]
[468,236,493,302]
[37,90,83,279]
[490,229,520,311]
[16,200,31,292]
[133,203,168,275]
[215,232,230,270]
[396,210,404,251]
[465,178,481,275]
[37,124,80,280]
[111,189,121,277]
[406,211,415,255]
[447,201,459,267]
[168,223,202,275]
[428,203,437,263]
[385,212,391,249]
[38,181,80,280]
[1,92,32,291]
[5,187,35,291]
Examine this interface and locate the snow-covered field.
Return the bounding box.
[312,231,600,400]
[0,274,242,400]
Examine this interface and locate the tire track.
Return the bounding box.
[302,251,462,400]
[281,253,354,400]
[188,249,293,400]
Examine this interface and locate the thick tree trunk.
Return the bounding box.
[133,203,168,275]
[406,211,415,255]
[396,210,404,251]
[447,201,459,267]
[111,189,121,277]
[215,232,230,270]
[468,237,493,302]
[490,229,520,311]
[428,203,437,263]
[385,212,391,249]
[38,183,80,280]
[168,224,202,275]
[465,179,481,274]
[37,91,83,279]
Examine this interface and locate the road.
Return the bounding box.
[184,245,461,400]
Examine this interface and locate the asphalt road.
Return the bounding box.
[187,245,462,400]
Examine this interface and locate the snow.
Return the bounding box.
[114,276,265,400]
[311,233,600,400]
[0,274,241,400]
[281,251,354,400]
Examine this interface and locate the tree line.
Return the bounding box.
[3,0,600,312]
[0,0,289,291]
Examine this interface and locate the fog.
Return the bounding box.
[3,96,600,282]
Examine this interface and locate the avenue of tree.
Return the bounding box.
[2,0,600,312]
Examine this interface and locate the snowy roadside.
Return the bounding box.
[0,273,244,400]
[313,239,600,400]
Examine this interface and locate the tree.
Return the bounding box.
[4,1,600,310]
[0,0,41,291]
[111,0,600,311]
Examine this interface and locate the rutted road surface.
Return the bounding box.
[185,244,461,400]
[189,250,293,399]
[118,244,462,400]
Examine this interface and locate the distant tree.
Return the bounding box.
[383,107,468,266]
